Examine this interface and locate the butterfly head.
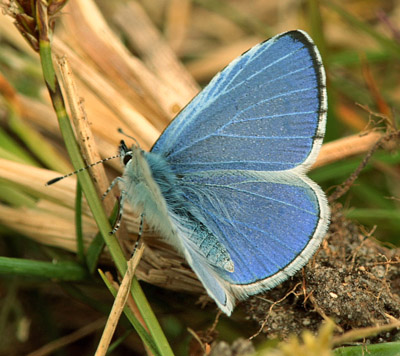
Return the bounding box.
[119,140,145,167]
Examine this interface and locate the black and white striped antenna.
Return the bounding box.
[46,128,140,186]
[45,154,120,186]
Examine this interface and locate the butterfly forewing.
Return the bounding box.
[152,31,327,173]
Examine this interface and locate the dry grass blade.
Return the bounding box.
[95,243,146,356]
[312,131,383,169]
[55,55,114,213]
[332,319,400,345]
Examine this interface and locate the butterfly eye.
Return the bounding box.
[123,154,132,165]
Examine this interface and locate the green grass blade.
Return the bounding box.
[0,180,37,208]
[0,126,38,166]
[0,257,88,281]
[86,202,119,274]
[86,232,105,275]
[75,181,85,263]
[38,40,56,91]
[334,341,400,356]
[8,108,72,173]
[130,278,175,356]
[37,20,173,354]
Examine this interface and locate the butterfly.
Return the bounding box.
[112,30,330,315]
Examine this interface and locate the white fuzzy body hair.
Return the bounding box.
[118,144,234,281]
[118,147,185,254]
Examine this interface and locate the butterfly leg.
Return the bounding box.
[130,213,145,258]
[110,189,127,234]
[102,177,124,200]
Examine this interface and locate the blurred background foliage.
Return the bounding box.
[0,0,400,355]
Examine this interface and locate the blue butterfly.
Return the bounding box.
[114,30,330,315]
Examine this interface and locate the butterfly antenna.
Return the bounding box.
[118,128,141,149]
[45,154,121,186]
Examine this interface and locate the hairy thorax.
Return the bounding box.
[119,146,233,272]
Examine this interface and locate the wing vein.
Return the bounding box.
[168,86,318,159]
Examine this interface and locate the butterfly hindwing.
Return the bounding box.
[178,170,329,297]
